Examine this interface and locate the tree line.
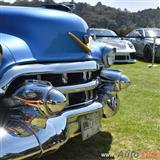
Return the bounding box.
[1,0,160,35]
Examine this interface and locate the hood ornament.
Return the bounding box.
[68,32,92,53]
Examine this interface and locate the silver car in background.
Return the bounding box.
[90,28,136,63]
[126,28,160,61]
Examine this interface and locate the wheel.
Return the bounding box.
[143,45,152,62]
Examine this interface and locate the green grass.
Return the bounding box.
[39,61,160,160]
[104,61,160,159]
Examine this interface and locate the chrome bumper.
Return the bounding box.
[0,102,102,160]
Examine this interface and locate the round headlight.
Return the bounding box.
[103,48,116,67]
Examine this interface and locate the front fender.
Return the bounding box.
[0,42,16,76]
[1,33,35,64]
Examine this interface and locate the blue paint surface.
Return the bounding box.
[0,6,109,75]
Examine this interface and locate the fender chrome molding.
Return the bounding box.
[0,61,99,93]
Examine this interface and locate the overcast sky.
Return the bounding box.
[2,0,160,12]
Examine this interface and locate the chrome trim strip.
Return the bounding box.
[0,61,98,91]
[56,79,99,94]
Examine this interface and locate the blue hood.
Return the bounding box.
[0,6,91,63]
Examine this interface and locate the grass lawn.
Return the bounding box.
[40,61,160,160]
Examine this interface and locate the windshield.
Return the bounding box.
[145,29,160,37]
[90,29,117,37]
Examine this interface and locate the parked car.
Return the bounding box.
[89,28,136,63]
[126,28,160,61]
[0,5,130,160]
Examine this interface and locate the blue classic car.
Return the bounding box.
[0,5,130,160]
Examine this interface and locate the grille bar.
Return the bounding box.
[56,79,99,94]
[0,61,99,92]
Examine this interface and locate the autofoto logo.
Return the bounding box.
[101,153,115,159]
[140,150,160,159]
[100,149,160,159]
[117,150,139,159]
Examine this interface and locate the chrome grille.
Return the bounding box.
[40,72,99,107]
[40,72,98,86]
[5,61,100,108]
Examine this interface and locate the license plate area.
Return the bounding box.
[80,111,101,141]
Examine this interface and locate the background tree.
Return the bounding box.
[1,1,160,35]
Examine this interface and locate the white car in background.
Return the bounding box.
[90,28,136,63]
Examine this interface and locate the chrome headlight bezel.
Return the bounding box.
[103,48,116,67]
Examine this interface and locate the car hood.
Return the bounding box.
[96,37,127,50]
[0,6,91,63]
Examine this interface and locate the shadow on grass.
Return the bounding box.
[114,62,136,65]
[40,131,113,160]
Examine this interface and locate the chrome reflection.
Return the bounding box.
[0,102,102,160]
[98,68,130,118]
[119,74,131,89]
[100,68,130,90]
[100,68,122,81]
[57,79,99,94]
[97,84,120,118]
[0,128,7,139]
[13,80,66,117]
